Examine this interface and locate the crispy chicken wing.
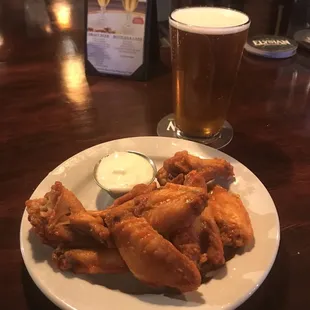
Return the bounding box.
[157,151,234,186]
[209,185,254,248]
[91,184,208,235]
[103,183,207,235]
[172,206,225,273]
[26,182,98,248]
[199,206,225,271]
[53,247,128,274]
[133,184,207,234]
[106,214,201,292]
[156,167,184,186]
[184,170,208,190]
[113,182,158,206]
[87,182,157,219]
[172,172,224,273]
[172,217,202,264]
[26,182,110,248]
[69,212,112,246]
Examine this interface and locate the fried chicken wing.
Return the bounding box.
[91,184,208,235]
[113,182,158,206]
[26,182,84,228]
[53,247,128,274]
[133,184,207,234]
[27,210,98,249]
[101,184,207,235]
[199,206,225,271]
[172,217,202,264]
[87,182,157,219]
[157,151,234,185]
[173,174,225,273]
[26,182,110,248]
[184,170,208,190]
[26,183,98,248]
[156,167,184,186]
[172,206,225,273]
[209,185,254,248]
[106,214,201,292]
[69,212,112,246]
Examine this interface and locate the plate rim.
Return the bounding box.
[20,136,280,310]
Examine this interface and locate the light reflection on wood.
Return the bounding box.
[52,1,72,30]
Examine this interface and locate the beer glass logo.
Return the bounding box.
[167,118,176,132]
[156,114,178,138]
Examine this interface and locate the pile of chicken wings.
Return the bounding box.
[26,151,254,293]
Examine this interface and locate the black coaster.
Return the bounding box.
[294,29,310,51]
[245,35,297,59]
[157,114,233,149]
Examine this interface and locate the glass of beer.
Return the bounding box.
[169,7,250,148]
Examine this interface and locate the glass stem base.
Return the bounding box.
[156,113,233,149]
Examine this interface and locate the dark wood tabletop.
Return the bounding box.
[1,0,310,309]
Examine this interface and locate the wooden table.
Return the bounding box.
[1,1,310,309]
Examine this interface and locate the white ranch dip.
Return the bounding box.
[96,151,155,193]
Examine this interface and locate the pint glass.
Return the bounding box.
[170,7,250,146]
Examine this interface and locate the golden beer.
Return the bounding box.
[97,0,110,8]
[122,0,139,13]
[170,7,250,138]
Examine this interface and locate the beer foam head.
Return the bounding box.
[170,7,250,35]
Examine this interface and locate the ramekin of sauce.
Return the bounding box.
[93,151,157,197]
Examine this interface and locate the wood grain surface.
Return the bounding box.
[0,0,310,309]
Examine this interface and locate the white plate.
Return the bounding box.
[20,136,280,310]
